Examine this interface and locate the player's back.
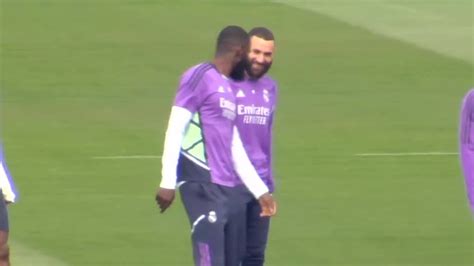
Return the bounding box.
[174,63,241,187]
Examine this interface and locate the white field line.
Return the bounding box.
[92,155,161,159]
[11,241,69,266]
[92,153,459,159]
[355,152,458,157]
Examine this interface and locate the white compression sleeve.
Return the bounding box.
[0,160,16,203]
[232,126,269,199]
[160,106,193,189]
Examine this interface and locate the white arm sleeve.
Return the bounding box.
[0,160,16,203]
[232,126,269,199]
[160,106,193,189]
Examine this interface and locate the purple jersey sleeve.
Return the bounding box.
[460,89,474,212]
[267,81,278,189]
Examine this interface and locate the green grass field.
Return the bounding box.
[1,0,473,265]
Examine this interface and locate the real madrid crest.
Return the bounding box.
[263,89,270,103]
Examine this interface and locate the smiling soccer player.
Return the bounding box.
[229,27,278,266]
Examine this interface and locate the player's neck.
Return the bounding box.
[212,57,233,77]
[245,71,263,82]
[245,71,256,81]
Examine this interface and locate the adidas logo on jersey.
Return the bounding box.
[236,89,246,98]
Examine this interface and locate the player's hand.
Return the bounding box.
[258,193,277,217]
[155,188,175,213]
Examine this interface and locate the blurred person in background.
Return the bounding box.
[0,144,17,266]
[460,89,474,214]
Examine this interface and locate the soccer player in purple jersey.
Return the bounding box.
[0,144,17,266]
[155,26,277,266]
[229,27,277,266]
[460,89,474,213]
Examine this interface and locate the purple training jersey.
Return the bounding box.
[230,75,277,192]
[460,89,474,212]
[174,62,241,187]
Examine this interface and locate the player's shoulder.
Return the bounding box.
[180,62,216,84]
[260,74,278,93]
[465,89,474,109]
[463,89,474,104]
[466,88,474,99]
[228,77,246,90]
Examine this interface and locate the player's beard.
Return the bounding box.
[246,59,272,79]
[229,60,247,81]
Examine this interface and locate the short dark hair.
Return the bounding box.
[215,25,248,56]
[248,27,274,41]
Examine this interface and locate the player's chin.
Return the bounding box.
[251,64,264,72]
[250,68,264,78]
